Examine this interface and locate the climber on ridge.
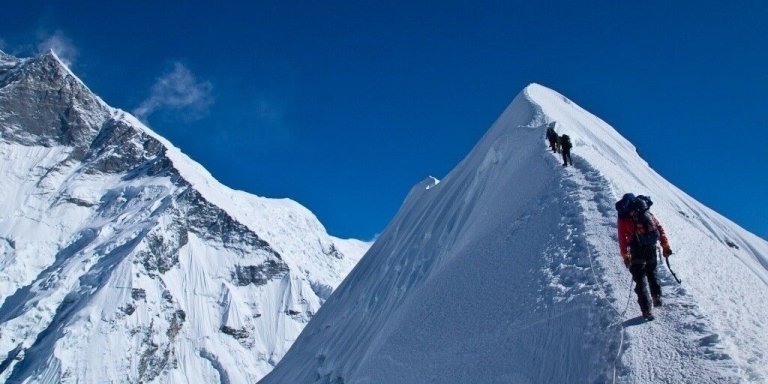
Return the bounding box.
[559,134,573,166]
[615,193,673,321]
[545,122,559,153]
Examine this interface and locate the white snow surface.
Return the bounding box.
[0,52,370,383]
[261,84,768,383]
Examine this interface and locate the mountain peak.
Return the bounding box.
[524,82,570,104]
[0,51,107,152]
[0,51,370,383]
[522,81,546,93]
[262,84,768,383]
[0,50,23,74]
[37,48,87,87]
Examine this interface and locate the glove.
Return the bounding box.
[621,252,631,268]
[662,245,673,257]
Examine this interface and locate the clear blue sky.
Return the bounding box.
[2,1,766,240]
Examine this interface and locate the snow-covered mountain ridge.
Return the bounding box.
[262,84,768,383]
[0,50,369,383]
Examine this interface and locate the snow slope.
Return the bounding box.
[0,50,369,383]
[261,84,768,383]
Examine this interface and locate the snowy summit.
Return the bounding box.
[0,51,369,383]
[262,84,768,383]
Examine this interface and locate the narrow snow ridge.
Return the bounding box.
[261,84,768,384]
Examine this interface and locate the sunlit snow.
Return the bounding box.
[262,84,768,384]
[0,51,370,383]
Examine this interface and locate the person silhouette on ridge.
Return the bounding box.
[616,193,673,320]
[546,122,559,153]
[559,134,573,166]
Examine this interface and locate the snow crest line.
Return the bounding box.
[543,149,627,382]
[553,151,635,384]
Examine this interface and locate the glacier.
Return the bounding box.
[0,50,369,383]
[261,84,768,383]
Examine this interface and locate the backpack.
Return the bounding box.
[630,195,660,247]
[615,193,636,219]
[560,134,572,149]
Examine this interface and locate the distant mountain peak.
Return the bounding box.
[36,48,77,74]
[0,49,14,61]
[0,52,370,383]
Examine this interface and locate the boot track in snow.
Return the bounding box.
[549,149,740,384]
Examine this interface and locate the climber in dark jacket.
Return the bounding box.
[559,134,573,166]
[545,123,559,153]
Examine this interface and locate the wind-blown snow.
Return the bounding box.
[261,84,768,383]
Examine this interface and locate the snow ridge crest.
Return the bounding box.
[262,83,768,384]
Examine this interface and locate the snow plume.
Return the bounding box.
[134,62,214,121]
[36,30,78,67]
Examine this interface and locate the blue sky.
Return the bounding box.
[2,1,766,240]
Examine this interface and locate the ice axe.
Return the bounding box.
[658,246,681,284]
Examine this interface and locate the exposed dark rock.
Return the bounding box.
[64,197,96,207]
[220,325,249,340]
[137,322,162,382]
[138,311,184,383]
[232,261,289,287]
[324,243,343,259]
[131,288,146,301]
[2,237,15,250]
[286,308,313,323]
[138,227,187,274]
[161,290,174,304]
[120,304,136,316]
[0,52,108,156]
[83,118,167,175]
[178,188,276,252]
[167,310,186,339]
[725,240,740,250]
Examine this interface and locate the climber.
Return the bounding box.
[545,122,559,153]
[616,193,673,321]
[559,134,573,166]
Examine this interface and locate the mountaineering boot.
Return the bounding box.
[642,309,655,321]
[652,295,662,307]
[640,300,654,321]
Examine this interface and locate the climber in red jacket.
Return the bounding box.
[616,193,673,320]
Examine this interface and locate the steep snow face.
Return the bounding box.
[0,52,369,383]
[262,84,768,383]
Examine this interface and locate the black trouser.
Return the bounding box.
[561,148,572,166]
[629,245,661,313]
